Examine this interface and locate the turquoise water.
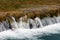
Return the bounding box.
[40,34,60,40]
[5,34,60,40]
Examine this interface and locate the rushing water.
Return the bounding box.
[0,16,60,40]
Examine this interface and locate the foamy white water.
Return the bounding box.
[34,17,43,27]
[11,17,18,29]
[55,16,60,23]
[0,22,6,32]
[18,17,30,29]
[0,23,60,40]
[0,16,60,40]
[29,19,37,28]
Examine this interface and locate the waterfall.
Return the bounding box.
[18,17,24,28]
[41,17,54,26]
[0,16,60,31]
[0,15,60,40]
[41,16,60,26]
[54,16,60,23]
[18,17,30,29]
[50,17,56,24]
[10,16,18,29]
[34,17,43,28]
[2,20,9,30]
[29,19,37,29]
[0,22,6,32]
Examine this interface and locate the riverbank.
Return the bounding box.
[0,5,60,21]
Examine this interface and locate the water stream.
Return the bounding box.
[0,16,60,40]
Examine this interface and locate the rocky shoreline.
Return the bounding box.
[0,5,60,21]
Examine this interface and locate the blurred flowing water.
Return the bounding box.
[0,16,60,40]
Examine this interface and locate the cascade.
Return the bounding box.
[18,17,30,29]
[0,16,60,31]
[54,16,60,23]
[10,16,18,29]
[0,22,6,32]
[0,16,60,40]
[34,17,43,28]
[41,17,54,26]
[18,17,24,28]
[2,20,9,30]
[29,19,37,29]
[0,5,60,40]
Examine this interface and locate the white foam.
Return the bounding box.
[0,23,60,40]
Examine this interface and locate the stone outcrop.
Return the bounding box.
[0,5,60,21]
